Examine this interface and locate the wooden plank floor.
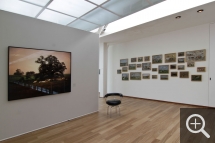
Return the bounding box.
[1,97,196,143]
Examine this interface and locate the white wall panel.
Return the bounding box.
[107,24,209,106]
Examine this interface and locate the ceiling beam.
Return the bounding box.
[35,0,53,18]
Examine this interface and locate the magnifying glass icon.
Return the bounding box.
[186,114,210,138]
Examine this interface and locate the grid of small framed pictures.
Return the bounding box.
[117,49,206,81]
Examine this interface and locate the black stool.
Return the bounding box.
[104,93,123,117]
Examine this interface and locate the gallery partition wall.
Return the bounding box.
[104,23,214,107]
[0,11,99,141]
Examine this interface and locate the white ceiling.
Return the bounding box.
[100,1,215,43]
[0,0,164,31]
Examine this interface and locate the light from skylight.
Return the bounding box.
[23,0,50,6]
[88,0,108,5]
[38,9,76,25]
[0,0,42,17]
[68,19,99,31]
[48,0,96,17]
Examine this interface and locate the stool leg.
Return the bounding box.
[107,106,109,116]
[119,106,121,115]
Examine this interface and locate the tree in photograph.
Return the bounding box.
[26,71,35,79]
[35,55,67,80]
[14,69,24,76]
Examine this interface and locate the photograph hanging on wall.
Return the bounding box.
[8,46,71,101]
[178,52,185,57]
[129,64,136,70]
[178,58,185,63]
[165,53,176,63]
[138,57,143,62]
[137,64,142,68]
[170,64,176,69]
[191,75,202,81]
[187,62,195,67]
[152,75,157,79]
[117,70,121,74]
[142,62,151,70]
[142,73,150,79]
[152,55,162,64]
[158,65,169,74]
[120,59,128,67]
[186,49,206,62]
[122,73,129,81]
[144,56,150,61]
[152,68,157,71]
[197,67,206,72]
[178,65,185,70]
[122,67,128,72]
[180,71,189,78]
[131,58,137,62]
[171,72,178,77]
[160,75,168,80]
[130,72,141,80]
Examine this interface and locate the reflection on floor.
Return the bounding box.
[1,97,197,143]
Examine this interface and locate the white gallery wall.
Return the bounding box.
[107,24,210,106]
[0,11,99,140]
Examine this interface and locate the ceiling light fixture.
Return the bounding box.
[175,16,181,19]
[197,9,204,13]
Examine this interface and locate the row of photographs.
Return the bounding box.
[117,65,206,73]
[120,49,206,66]
[121,72,202,81]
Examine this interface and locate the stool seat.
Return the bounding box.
[106,99,121,106]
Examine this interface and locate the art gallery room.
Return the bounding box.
[1,0,215,142]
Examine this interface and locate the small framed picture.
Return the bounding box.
[158,65,169,74]
[178,58,185,63]
[165,53,176,63]
[170,64,176,69]
[129,64,136,70]
[152,55,162,64]
[152,68,157,72]
[122,67,128,72]
[120,59,128,67]
[171,72,178,77]
[160,75,168,80]
[131,58,137,62]
[117,69,121,74]
[152,75,157,79]
[138,57,143,62]
[122,73,129,81]
[178,52,185,57]
[180,71,189,78]
[130,72,141,80]
[187,62,195,67]
[197,67,206,72]
[142,62,151,70]
[191,75,202,81]
[137,64,142,68]
[178,65,185,70]
[144,56,150,61]
[142,73,150,79]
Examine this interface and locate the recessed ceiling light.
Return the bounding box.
[197,9,204,13]
[175,16,181,19]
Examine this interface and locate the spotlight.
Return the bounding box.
[197,9,204,13]
[175,16,181,19]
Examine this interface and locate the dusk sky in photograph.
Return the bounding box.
[9,47,71,75]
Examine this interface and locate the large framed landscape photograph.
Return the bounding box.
[8,46,71,101]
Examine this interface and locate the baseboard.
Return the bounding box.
[0,110,98,142]
[123,95,215,108]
